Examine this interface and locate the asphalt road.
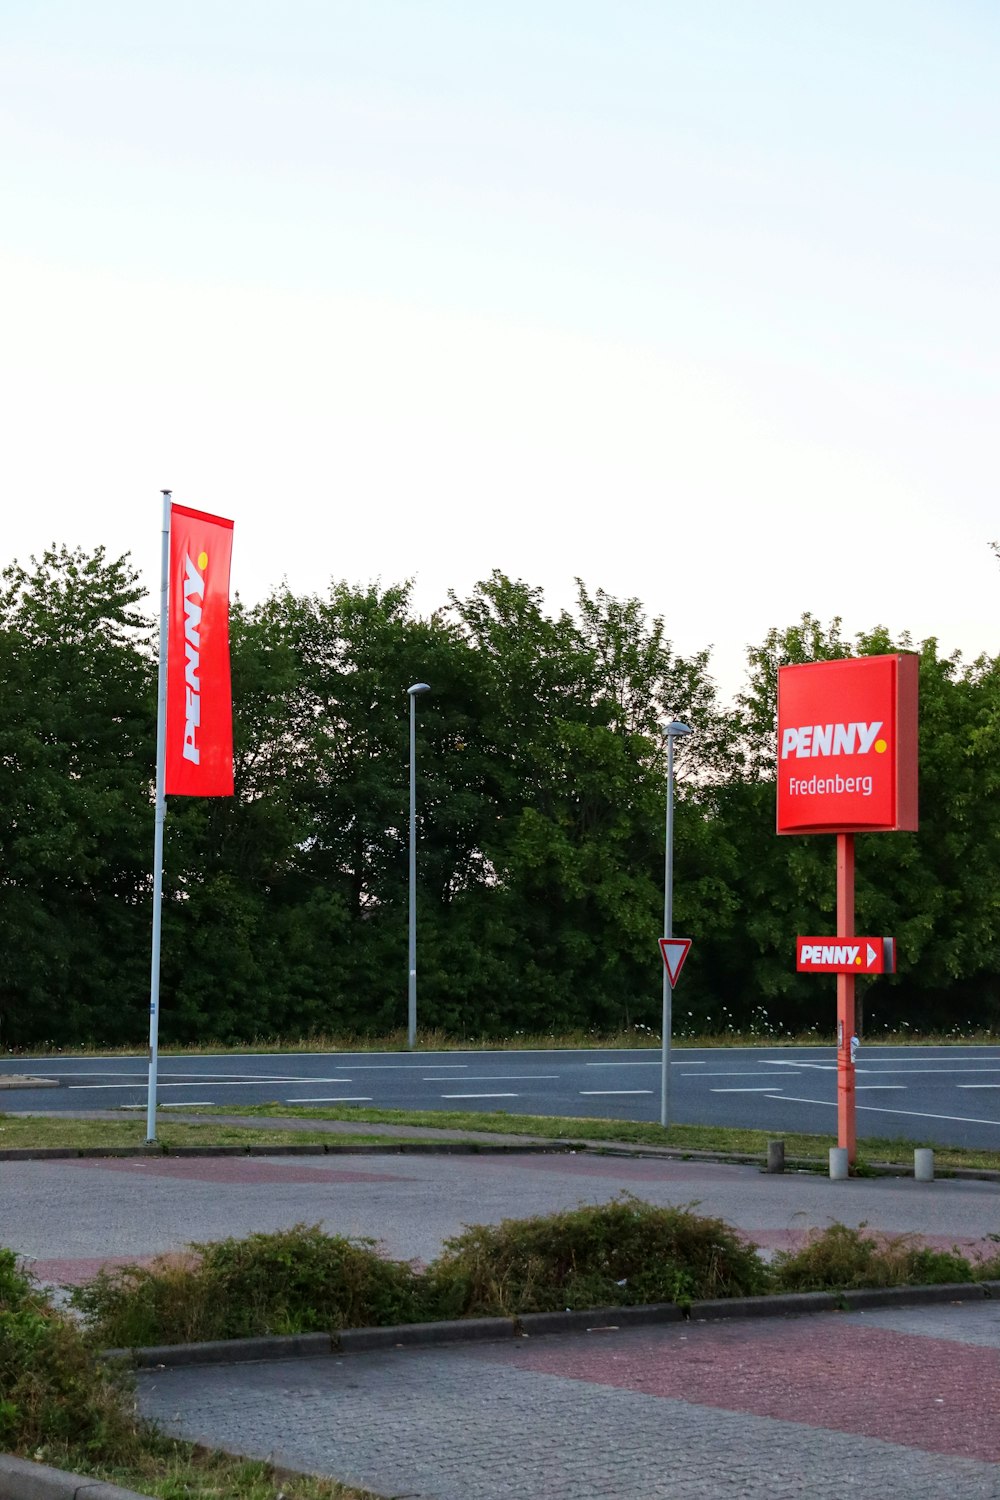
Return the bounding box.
[4,1043,1000,1149]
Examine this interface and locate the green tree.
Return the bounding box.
[708,614,1000,1034]
[0,547,154,1046]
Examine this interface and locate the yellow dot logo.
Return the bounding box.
[198,551,208,571]
[874,738,887,753]
[855,956,862,965]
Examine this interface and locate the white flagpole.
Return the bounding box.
[146,490,171,1144]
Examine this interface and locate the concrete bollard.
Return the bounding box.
[766,1140,785,1174]
[829,1147,849,1180]
[914,1148,934,1182]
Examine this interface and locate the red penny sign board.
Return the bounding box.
[777,654,918,835]
[659,938,692,987]
[796,936,895,974]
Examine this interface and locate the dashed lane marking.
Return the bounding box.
[579,1089,654,1096]
[686,1070,801,1077]
[440,1093,519,1099]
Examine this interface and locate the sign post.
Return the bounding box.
[660,721,692,1128]
[836,833,856,1163]
[777,654,918,1167]
[147,497,235,1143]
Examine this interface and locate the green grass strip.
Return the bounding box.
[29,1443,372,1499]
[4,1104,998,1172]
[15,1103,992,1173]
[0,1116,441,1151]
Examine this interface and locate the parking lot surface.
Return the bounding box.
[137,1301,1000,1499]
[6,1147,999,1285]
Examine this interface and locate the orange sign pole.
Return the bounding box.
[836,832,857,1164]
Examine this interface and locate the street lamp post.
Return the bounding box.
[661,720,692,1128]
[407,683,431,1050]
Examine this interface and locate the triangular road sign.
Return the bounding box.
[866,943,877,969]
[659,937,692,987]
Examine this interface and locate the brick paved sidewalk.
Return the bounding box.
[137,1301,1000,1500]
[8,1148,999,1287]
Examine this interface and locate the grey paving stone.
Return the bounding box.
[136,1316,1000,1500]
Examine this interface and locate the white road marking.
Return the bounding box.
[855,1086,907,1091]
[710,1087,785,1093]
[160,1101,215,1107]
[422,1075,560,1081]
[765,1060,836,1071]
[67,1070,362,1081]
[766,1094,1000,1128]
[440,1093,519,1099]
[69,1078,354,1090]
[845,1068,1000,1076]
[686,1071,801,1077]
[284,1096,372,1103]
[579,1089,653,1096]
[585,1061,661,1067]
[957,1084,1000,1090]
[23,1069,148,1077]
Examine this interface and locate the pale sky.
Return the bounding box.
[2,1,997,699]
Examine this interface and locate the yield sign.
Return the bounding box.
[659,937,692,987]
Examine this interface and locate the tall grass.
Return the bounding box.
[11,1020,1000,1057]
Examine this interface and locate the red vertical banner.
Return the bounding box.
[165,504,234,796]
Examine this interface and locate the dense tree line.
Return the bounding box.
[2,546,998,1048]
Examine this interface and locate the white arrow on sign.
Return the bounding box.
[866,943,877,969]
[659,937,692,987]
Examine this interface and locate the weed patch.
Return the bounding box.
[72,1223,430,1347]
[424,1196,771,1316]
[70,1209,996,1353]
[772,1223,977,1291]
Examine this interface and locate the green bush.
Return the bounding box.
[772,1223,975,1291]
[71,1206,991,1352]
[0,1248,142,1459]
[424,1195,771,1316]
[72,1223,430,1347]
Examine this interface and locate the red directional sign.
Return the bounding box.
[659,938,692,987]
[796,936,895,975]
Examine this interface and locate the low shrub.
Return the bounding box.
[0,1247,142,1459]
[71,1206,991,1351]
[772,1223,976,1291]
[72,1223,430,1347]
[424,1195,771,1316]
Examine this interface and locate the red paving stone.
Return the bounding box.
[32,1254,174,1285]
[68,1158,411,1185]
[478,1319,1000,1462]
[747,1227,1000,1258]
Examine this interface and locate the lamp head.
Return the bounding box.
[663,720,693,738]
[407,682,431,696]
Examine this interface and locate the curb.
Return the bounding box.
[0,1453,153,1499]
[0,1141,573,1162]
[106,1279,1000,1369]
[4,1137,998,1179]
